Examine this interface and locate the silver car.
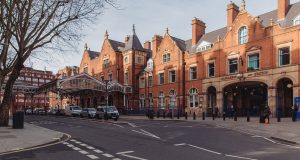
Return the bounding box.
[80,108,96,118]
[97,106,119,120]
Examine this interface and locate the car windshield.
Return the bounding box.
[73,107,81,110]
[103,107,117,112]
[88,108,96,112]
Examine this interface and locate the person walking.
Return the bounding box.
[230,104,234,119]
[263,105,270,124]
[292,104,299,122]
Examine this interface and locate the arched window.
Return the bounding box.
[169,90,176,108]
[189,88,199,107]
[294,15,300,26]
[158,91,165,109]
[239,26,248,44]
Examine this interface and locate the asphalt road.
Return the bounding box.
[1,115,300,160]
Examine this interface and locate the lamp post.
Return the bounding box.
[104,80,110,120]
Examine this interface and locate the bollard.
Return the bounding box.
[185,112,188,120]
[212,112,215,120]
[202,112,205,120]
[177,110,180,119]
[193,112,196,120]
[157,111,160,118]
[277,114,281,122]
[234,112,237,121]
[247,111,250,122]
[223,112,226,121]
[163,111,166,119]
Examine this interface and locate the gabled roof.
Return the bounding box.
[123,33,146,52]
[108,39,125,52]
[87,50,100,60]
[170,36,187,51]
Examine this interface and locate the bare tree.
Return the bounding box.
[0,0,117,126]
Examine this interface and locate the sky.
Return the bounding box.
[29,0,300,73]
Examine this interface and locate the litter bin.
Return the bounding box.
[13,110,24,129]
[297,112,300,121]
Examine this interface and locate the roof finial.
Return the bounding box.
[84,43,88,50]
[166,27,169,34]
[241,0,246,11]
[132,24,136,34]
[104,30,109,39]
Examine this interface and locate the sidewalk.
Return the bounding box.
[120,115,300,145]
[0,121,65,154]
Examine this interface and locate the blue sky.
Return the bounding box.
[30,0,300,73]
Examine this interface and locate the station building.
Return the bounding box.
[53,0,300,117]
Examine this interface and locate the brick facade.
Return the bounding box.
[58,0,300,116]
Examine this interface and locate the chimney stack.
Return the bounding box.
[278,0,290,20]
[144,41,151,50]
[227,1,239,27]
[125,35,130,43]
[192,18,206,46]
[152,35,162,54]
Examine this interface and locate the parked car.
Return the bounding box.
[33,108,45,115]
[48,108,58,115]
[65,106,82,116]
[55,109,66,116]
[97,106,119,120]
[95,107,105,119]
[80,108,97,118]
[25,109,32,115]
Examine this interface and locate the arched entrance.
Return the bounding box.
[223,81,268,116]
[87,98,91,107]
[276,78,293,117]
[108,95,113,106]
[207,86,217,115]
[93,97,97,108]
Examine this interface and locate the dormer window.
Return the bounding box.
[103,59,109,68]
[196,41,212,52]
[239,26,248,44]
[293,15,300,26]
[83,64,88,73]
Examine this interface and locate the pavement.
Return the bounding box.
[120,115,300,145]
[0,120,66,154]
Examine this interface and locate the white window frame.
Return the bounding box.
[158,72,164,85]
[278,46,291,67]
[169,90,176,108]
[163,53,171,63]
[158,91,165,109]
[189,65,197,80]
[189,88,199,108]
[293,15,300,26]
[207,61,215,78]
[140,77,145,88]
[247,51,260,71]
[239,26,248,44]
[169,70,176,83]
[228,58,239,74]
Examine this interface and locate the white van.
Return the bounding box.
[65,106,82,116]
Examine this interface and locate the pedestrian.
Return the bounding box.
[263,105,270,124]
[230,104,234,119]
[292,103,299,122]
[214,105,219,118]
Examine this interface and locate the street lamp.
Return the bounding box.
[104,80,110,120]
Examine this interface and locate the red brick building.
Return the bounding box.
[57,0,300,117]
[0,67,56,112]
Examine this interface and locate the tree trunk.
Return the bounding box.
[0,62,23,127]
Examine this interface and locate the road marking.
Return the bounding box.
[86,146,95,150]
[62,142,69,145]
[114,124,125,128]
[102,153,114,157]
[112,158,122,160]
[128,123,137,127]
[72,147,81,151]
[252,135,276,144]
[187,144,222,155]
[174,143,186,146]
[67,144,74,147]
[225,154,258,160]
[116,151,147,160]
[132,129,160,139]
[94,149,103,153]
[79,150,89,154]
[75,141,82,144]
[87,155,99,159]
[80,143,87,146]
[139,129,160,139]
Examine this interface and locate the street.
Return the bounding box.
[1,115,300,160]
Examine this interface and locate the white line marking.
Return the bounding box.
[62,142,69,145]
[75,141,81,144]
[86,146,95,150]
[225,154,258,160]
[128,123,137,127]
[80,144,87,146]
[132,130,160,139]
[116,151,147,160]
[187,144,222,155]
[72,147,81,151]
[79,150,89,154]
[102,153,114,157]
[139,129,160,139]
[112,158,122,160]
[93,149,103,153]
[114,124,124,128]
[174,143,186,146]
[252,135,276,143]
[70,139,77,142]
[67,144,74,147]
[87,155,99,159]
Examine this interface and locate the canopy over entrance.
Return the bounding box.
[36,73,132,96]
